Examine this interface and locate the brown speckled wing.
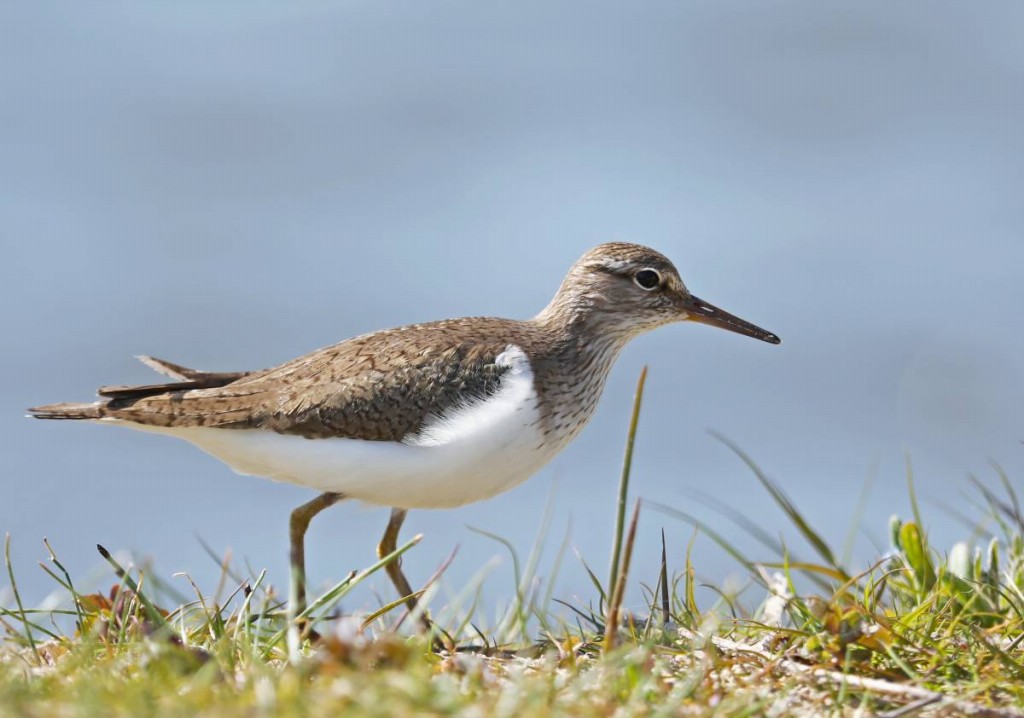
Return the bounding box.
[99,319,533,442]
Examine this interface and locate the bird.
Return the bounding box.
[29,242,780,628]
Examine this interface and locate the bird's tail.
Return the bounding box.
[28,402,105,420]
[28,355,251,421]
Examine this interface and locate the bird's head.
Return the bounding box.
[538,242,781,345]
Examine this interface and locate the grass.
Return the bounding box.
[2,371,1023,717]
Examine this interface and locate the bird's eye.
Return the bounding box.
[634,268,661,290]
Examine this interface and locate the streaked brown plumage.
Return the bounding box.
[31,243,777,441]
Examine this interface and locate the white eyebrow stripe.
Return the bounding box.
[585,258,633,272]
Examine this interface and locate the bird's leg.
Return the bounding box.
[289,491,344,615]
[378,508,432,633]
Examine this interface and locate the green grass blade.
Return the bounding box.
[647,500,760,579]
[95,544,168,629]
[4,534,40,662]
[709,431,845,578]
[608,366,648,604]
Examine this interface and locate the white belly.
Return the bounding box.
[104,345,561,509]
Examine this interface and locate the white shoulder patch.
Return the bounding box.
[404,345,536,448]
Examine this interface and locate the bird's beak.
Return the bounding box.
[682,294,781,344]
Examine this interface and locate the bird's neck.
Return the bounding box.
[529,299,632,440]
[532,291,633,359]
[525,313,628,451]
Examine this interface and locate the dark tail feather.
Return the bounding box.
[97,357,249,405]
[97,379,228,401]
[136,355,249,384]
[28,403,104,420]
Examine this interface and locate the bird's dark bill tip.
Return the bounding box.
[683,294,781,346]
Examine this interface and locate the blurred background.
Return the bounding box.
[2,2,1022,617]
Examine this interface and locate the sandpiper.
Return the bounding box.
[30,242,779,622]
